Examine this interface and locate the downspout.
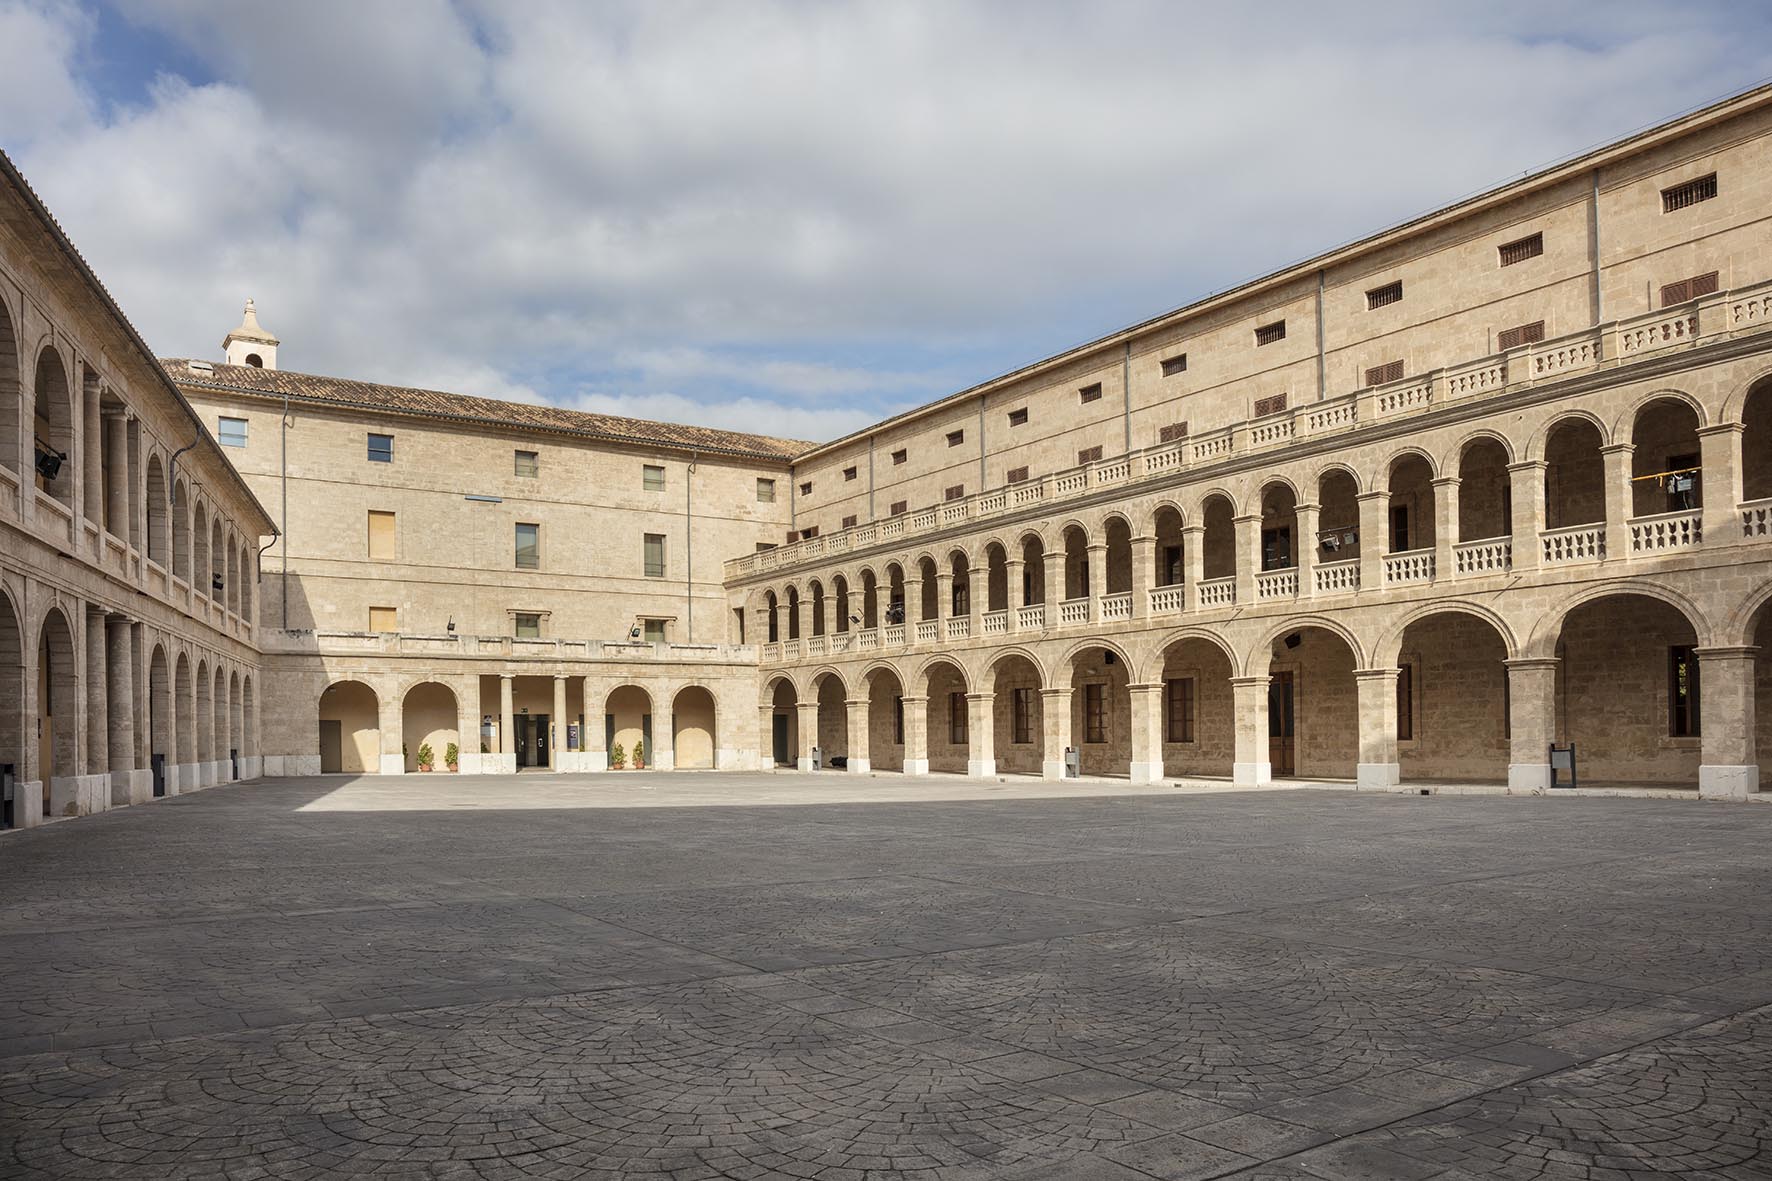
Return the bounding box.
[280,394,291,629]
[1121,341,1131,452]
[168,437,200,504]
[1588,169,1603,324]
[685,450,697,643]
[1315,269,1327,401]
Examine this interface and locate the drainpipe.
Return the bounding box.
[1315,269,1327,401]
[1121,341,1131,452]
[685,450,697,643]
[279,394,291,629]
[168,437,200,505]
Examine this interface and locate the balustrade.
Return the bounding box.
[1101,591,1132,621]
[1255,568,1298,600]
[1453,537,1512,576]
[982,609,1008,635]
[1198,576,1236,607]
[1148,585,1185,614]
[1314,558,1360,594]
[807,636,826,656]
[1059,597,1089,625]
[1016,604,1045,629]
[855,628,879,649]
[1541,524,1605,565]
[1743,497,1772,539]
[916,619,939,642]
[884,624,906,646]
[946,616,971,640]
[1628,510,1702,554]
[1382,548,1435,585]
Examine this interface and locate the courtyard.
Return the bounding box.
[2,774,1769,1180]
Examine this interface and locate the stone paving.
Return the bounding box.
[1,772,1769,1179]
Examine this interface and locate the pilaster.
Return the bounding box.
[1354,668,1401,789]
[1128,682,1165,784]
[1230,675,1271,786]
[1696,646,1759,799]
[1505,657,1559,790]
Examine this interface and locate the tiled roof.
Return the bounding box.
[162,360,812,461]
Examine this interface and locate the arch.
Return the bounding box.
[990,650,1045,775]
[1393,609,1513,783]
[1103,514,1133,595]
[1380,445,1438,483]
[1057,635,1141,683]
[1052,518,1092,545]
[761,671,800,704]
[814,671,848,765]
[857,660,907,692]
[1067,643,1132,778]
[1743,373,1772,503]
[1524,579,1709,658]
[1061,522,1090,600]
[832,574,851,633]
[764,589,780,643]
[147,644,171,794]
[1629,396,1704,517]
[193,504,211,598]
[1018,531,1046,606]
[241,673,256,759]
[1311,461,1364,497]
[984,645,1050,688]
[212,664,227,769]
[1245,615,1367,676]
[227,670,243,772]
[0,588,22,824]
[35,606,77,816]
[1199,491,1237,582]
[1616,387,1709,440]
[1151,502,1186,588]
[174,652,194,768]
[766,674,798,767]
[1527,408,1611,461]
[671,685,717,769]
[0,295,18,474]
[808,579,827,637]
[1542,414,1606,530]
[401,681,458,772]
[31,345,74,504]
[317,680,379,774]
[227,537,241,614]
[914,654,971,695]
[1256,479,1298,570]
[171,480,190,583]
[603,684,654,767]
[144,453,169,566]
[1156,629,1238,779]
[864,662,906,772]
[196,659,214,768]
[784,584,802,641]
[807,665,851,698]
[1260,621,1361,779]
[1457,434,1514,543]
[1254,473,1301,503]
[1149,625,1239,671]
[1373,601,1519,669]
[209,515,225,599]
[983,541,1009,613]
[922,656,971,773]
[1445,428,1516,473]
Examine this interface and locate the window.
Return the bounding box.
[1012,687,1033,744]
[890,500,907,516]
[1364,360,1404,387]
[514,449,539,477]
[1161,544,1183,585]
[367,433,393,463]
[514,522,540,569]
[218,416,248,447]
[367,510,396,561]
[799,481,812,496]
[1008,407,1028,427]
[1006,466,1029,484]
[1669,646,1700,736]
[946,430,964,447]
[1660,271,1719,308]
[1661,173,1717,214]
[797,525,819,540]
[843,466,857,481]
[944,484,965,501]
[893,696,904,744]
[643,533,666,578]
[1084,682,1106,743]
[757,478,776,502]
[1390,504,1411,552]
[1498,232,1543,266]
[1396,663,1414,741]
[1254,320,1286,346]
[1161,353,1188,377]
[1366,281,1403,310]
[514,612,541,639]
[1158,421,1189,444]
[643,464,665,491]
[1165,678,1195,743]
[1497,320,1546,350]
[949,692,968,745]
[841,514,857,529]
[368,606,397,634]
[1077,445,1103,464]
[1078,382,1103,403]
[643,619,667,643]
[1253,393,1287,417]
[891,449,907,465]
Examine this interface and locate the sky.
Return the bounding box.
[3,2,1771,443]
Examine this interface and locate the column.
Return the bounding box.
[1040,686,1071,779]
[1041,551,1061,627]
[966,692,994,777]
[1431,478,1458,579]
[1130,536,1154,619]
[1698,423,1743,545]
[1696,646,1759,799]
[104,409,129,538]
[820,592,836,640]
[81,371,100,528]
[771,601,786,644]
[498,674,516,774]
[845,698,871,774]
[795,596,813,643]
[1182,525,1204,612]
[965,568,982,639]
[1128,682,1164,784]
[1233,515,1260,604]
[1356,492,1388,590]
[85,608,108,779]
[1230,675,1271,786]
[1085,543,1107,622]
[795,700,818,771]
[106,616,137,803]
[902,695,929,775]
[934,570,954,637]
[903,575,923,639]
[1507,460,1545,572]
[1295,502,1320,598]
[455,676,481,774]
[653,693,674,771]
[1354,668,1401,789]
[758,704,776,769]
[1005,558,1025,632]
[1505,658,1558,790]
[378,685,403,775]
[551,675,568,770]
[1600,442,1633,560]
[131,623,149,770]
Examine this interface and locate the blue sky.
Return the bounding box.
[4,1,1771,442]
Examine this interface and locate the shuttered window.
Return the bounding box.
[841,514,857,528]
[949,692,968,745]
[1158,421,1190,444]
[891,449,907,465]
[1497,320,1546,350]
[1077,445,1103,464]
[1661,173,1717,213]
[946,430,965,447]
[1364,360,1405,386]
[944,484,965,501]
[218,416,248,447]
[1498,232,1543,266]
[1253,393,1287,417]
[1084,683,1106,743]
[1008,408,1028,426]
[1006,466,1029,484]
[1660,271,1720,307]
[367,510,396,561]
[1078,383,1103,403]
[756,478,776,502]
[798,481,812,496]
[514,450,539,477]
[843,466,857,481]
[643,533,666,578]
[1160,353,1188,376]
[1254,321,1286,346]
[1012,687,1033,744]
[643,464,665,491]
[890,500,907,516]
[1366,281,1403,310]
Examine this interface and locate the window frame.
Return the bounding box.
[1165,677,1195,744]
[949,691,968,745]
[514,449,539,478]
[1160,353,1188,377]
[1083,682,1107,744]
[217,416,248,448]
[513,611,542,639]
[642,464,666,491]
[756,478,776,503]
[367,432,394,463]
[1498,231,1544,267]
[1365,280,1403,310]
[1012,686,1033,745]
[514,521,541,570]
[643,532,667,578]
[366,509,397,562]
[1668,645,1700,737]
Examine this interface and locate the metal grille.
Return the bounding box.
[1366,281,1403,310]
[1078,382,1103,403]
[1498,232,1543,266]
[1008,408,1028,426]
[1160,353,1188,376]
[1158,421,1189,443]
[1254,320,1286,346]
[1661,173,1717,213]
[946,430,964,447]
[1253,393,1287,417]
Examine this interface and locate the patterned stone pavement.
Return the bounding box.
[1,773,1769,1179]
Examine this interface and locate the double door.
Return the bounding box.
[1268,670,1295,777]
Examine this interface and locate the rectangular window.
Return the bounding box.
[841,514,857,529]
[1498,232,1543,266]
[1012,687,1033,744]
[890,500,908,516]
[218,416,248,447]
[1158,421,1190,444]
[1497,320,1546,350]
[1078,382,1103,403]
[1165,677,1195,743]
[893,696,904,744]
[643,464,665,491]
[643,619,667,643]
[1253,393,1287,417]
[944,484,965,501]
[1084,682,1106,743]
[798,525,819,540]
[946,430,965,447]
[1008,407,1028,427]
[514,522,540,569]
[1661,173,1717,213]
[1669,645,1700,736]
[1006,466,1029,484]
[949,692,968,745]
[1397,663,1414,741]
[1366,280,1403,310]
[1660,270,1720,308]
[891,448,907,465]
[798,481,812,496]
[1162,544,1183,585]
[514,449,539,477]
[1390,505,1410,552]
[643,533,666,578]
[1364,359,1405,387]
[757,478,776,502]
[368,606,397,633]
[1161,353,1188,376]
[1077,445,1103,464]
[514,612,541,639]
[367,510,396,561]
[843,466,857,481]
[367,432,393,463]
[1254,320,1286,346]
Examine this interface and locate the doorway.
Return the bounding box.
[1268,670,1296,776]
[773,713,789,766]
[517,714,550,768]
[319,720,343,773]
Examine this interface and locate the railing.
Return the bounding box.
[1375,378,1432,416]
[828,634,850,655]
[1255,568,1298,600]
[807,636,826,656]
[1198,576,1235,607]
[946,616,970,640]
[761,641,780,662]
[1314,558,1359,594]
[1306,397,1358,433]
[1054,472,1087,495]
[1383,548,1435,584]
[1101,591,1132,621]
[1529,333,1600,378]
[1453,537,1512,576]
[783,638,802,659]
[856,628,879,650]
[1628,510,1702,554]
[885,624,905,645]
[982,609,1008,635]
[1017,604,1045,629]
[1444,357,1506,400]
[1541,524,1605,565]
[1618,310,1698,355]
[1059,597,1089,625]
[916,619,939,642]
[1250,417,1293,447]
[1149,585,1185,614]
[1743,497,1772,538]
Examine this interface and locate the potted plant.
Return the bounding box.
[417,742,434,772]
[445,742,459,773]
[632,739,645,770]
[611,742,626,770]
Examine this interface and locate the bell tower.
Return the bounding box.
[222,299,279,369]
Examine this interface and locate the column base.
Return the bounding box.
[52,774,112,818]
[652,752,675,771]
[796,756,814,772]
[112,768,153,806]
[489,753,518,774]
[584,751,609,772]
[15,780,44,827]
[715,747,744,770]
[1042,758,1066,780]
[967,759,996,778]
[1508,763,1552,791]
[172,763,202,793]
[241,755,263,780]
[1356,762,1400,790]
[1699,764,1760,800]
[379,755,406,775]
[1129,760,1165,785]
[848,757,871,774]
[904,757,930,776]
[1232,760,1272,787]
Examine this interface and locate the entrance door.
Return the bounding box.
[319,720,343,773]
[1268,671,1296,776]
[533,714,549,767]
[772,713,789,766]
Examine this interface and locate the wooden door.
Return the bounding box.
[319,720,343,774]
[1268,671,1295,777]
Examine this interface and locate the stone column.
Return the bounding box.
[456,676,482,774]
[551,675,568,771]
[1040,686,1071,779]
[104,409,129,538]
[1128,682,1165,784]
[966,692,995,777]
[106,616,137,803]
[1696,646,1759,799]
[1356,492,1388,590]
[131,623,149,770]
[795,596,813,643]
[757,704,776,769]
[652,692,674,771]
[1505,657,1559,790]
[902,695,929,775]
[1294,502,1320,598]
[845,698,871,773]
[1431,478,1458,579]
[85,608,108,779]
[1129,535,1155,619]
[1230,675,1271,786]
[965,568,982,638]
[795,700,818,771]
[935,571,955,635]
[1182,524,1205,612]
[1041,551,1061,627]
[1005,558,1025,632]
[498,674,516,774]
[903,575,923,640]
[1354,668,1401,789]
[771,602,786,644]
[378,685,403,775]
[1507,460,1546,573]
[1698,423,1743,545]
[820,592,836,640]
[1085,543,1108,621]
[1233,515,1260,604]
[1601,442,1634,560]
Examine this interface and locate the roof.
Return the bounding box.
[163,360,813,462]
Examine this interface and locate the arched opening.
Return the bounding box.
[1257,482,1297,571]
[228,670,243,775]
[171,481,190,583]
[1019,534,1045,607]
[885,563,906,626]
[860,569,879,629]
[1554,594,1701,785]
[603,685,653,768]
[1457,438,1512,542]
[1744,376,1772,502]
[36,608,76,817]
[32,347,74,504]
[241,674,256,759]
[212,665,227,773]
[1544,417,1605,529]
[1158,637,1234,778]
[1200,494,1235,581]
[402,682,458,772]
[764,591,780,643]
[227,539,241,615]
[196,661,214,770]
[1062,524,1090,601]
[209,517,225,600]
[924,659,969,774]
[672,686,717,769]
[0,298,19,474]
[814,672,848,766]
[917,555,939,622]
[1069,646,1129,777]
[0,592,22,826]
[809,580,827,637]
[767,676,797,767]
[1395,612,1510,782]
[240,543,254,621]
[317,680,379,774]
[193,504,211,599]
[1630,398,1703,517]
[785,585,801,641]
[1316,469,1361,570]
[990,653,1043,776]
[948,550,970,618]
[984,542,1008,613]
[1152,507,1184,589]
[1386,454,1435,554]
[174,653,194,771]
[1264,626,1358,779]
[833,576,851,633]
[145,454,169,566]
[148,646,170,797]
[865,667,904,772]
[1103,516,1132,594]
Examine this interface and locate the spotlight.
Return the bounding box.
[33,439,65,482]
[1284,633,1302,649]
[629,625,643,640]
[446,617,456,633]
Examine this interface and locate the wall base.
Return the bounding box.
[904,757,929,776]
[51,774,111,818]
[967,758,996,778]
[1357,762,1401,789]
[1129,760,1164,784]
[14,780,43,827]
[241,755,263,780]
[112,768,154,806]
[848,757,871,774]
[1233,760,1272,787]
[1042,758,1066,780]
[1699,764,1760,800]
[1508,763,1552,791]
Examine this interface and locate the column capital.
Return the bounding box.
[1038,686,1070,700]
[1506,459,1547,474]
[1086,541,1108,553]
[500,673,514,683]
[964,691,994,703]
[1126,681,1165,694]
[1232,512,1261,525]
[1430,476,1461,489]
[1353,667,1401,683]
[843,698,868,709]
[1694,644,1759,660]
[1229,675,1271,689]
[1504,656,1561,671]
[1697,421,1745,439]
[1294,501,1321,513]
[1599,441,1635,456]
[900,694,928,706]
[1355,490,1389,503]
[1181,523,1206,537]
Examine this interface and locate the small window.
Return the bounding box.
[890,500,907,516]
[1397,663,1414,741]
[218,416,248,448]
[368,606,397,634]
[949,691,968,745]
[1077,445,1103,465]
[1160,353,1188,377]
[1078,382,1103,404]
[1006,466,1029,484]
[841,514,857,529]
[643,533,666,578]
[643,619,667,644]
[798,481,812,496]
[514,612,541,639]
[757,478,776,502]
[1008,407,1028,427]
[1669,645,1700,736]
[643,464,665,491]
[1660,271,1719,308]
[843,466,857,481]
[1165,677,1195,743]
[797,525,819,540]
[1497,320,1546,350]
[367,433,393,463]
[1661,173,1717,214]
[1254,320,1286,346]
[1364,360,1405,387]
[1158,421,1189,444]
[1012,686,1033,744]
[1253,393,1287,417]
[944,484,965,501]
[1366,281,1403,310]
[1084,682,1106,743]
[514,450,539,477]
[1498,232,1543,266]
[891,449,907,465]
[515,522,540,569]
[946,430,965,447]
[367,510,396,561]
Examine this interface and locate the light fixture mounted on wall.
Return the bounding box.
[33,438,66,482]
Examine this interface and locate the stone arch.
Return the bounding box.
[1056,635,1141,683]
[209,515,225,599]
[401,681,458,772]
[765,674,799,767]
[1373,601,1519,669]
[1311,461,1364,496]
[171,479,190,582]
[1066,642,1132,777]
[914,654,971,695]
[193,503,212,598]
[1444,428,1516,473]
[1148,625,1239,672]
[212,664,228,770]
[921,656,971,774]
[0,291,18,475]
[196,658,215,767]
[148,643,172,791]
[671,685,717,769]
[1542,413,1607,530]
[1721,361,1772,423]
[228,669,243,771]
[761,671,801,705]
[1629,395,1705,517]
[174,651,194,768]
[0,587,23,823]
[1246,615,1368,676]
[1527,407,1611,461]
[35,605,77,816]
[1391,608,1514,783]
[1378,445,1438,483]
[317,679,379,774]
[989,649,1045,775]
[1524,578,1709,658]
[241,673,256,759]
[144,452,169,566]
[1615,387,1709,441]
[984,645,1050,688]
[1155,628,1239,779]
[1198,490,1237,582]
[862,661,906,772]
[603,684,654,767]
[807,665,851,698]
[1742,372,1772,503]
[1254,472,1302,503]
[31,345,74,505]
